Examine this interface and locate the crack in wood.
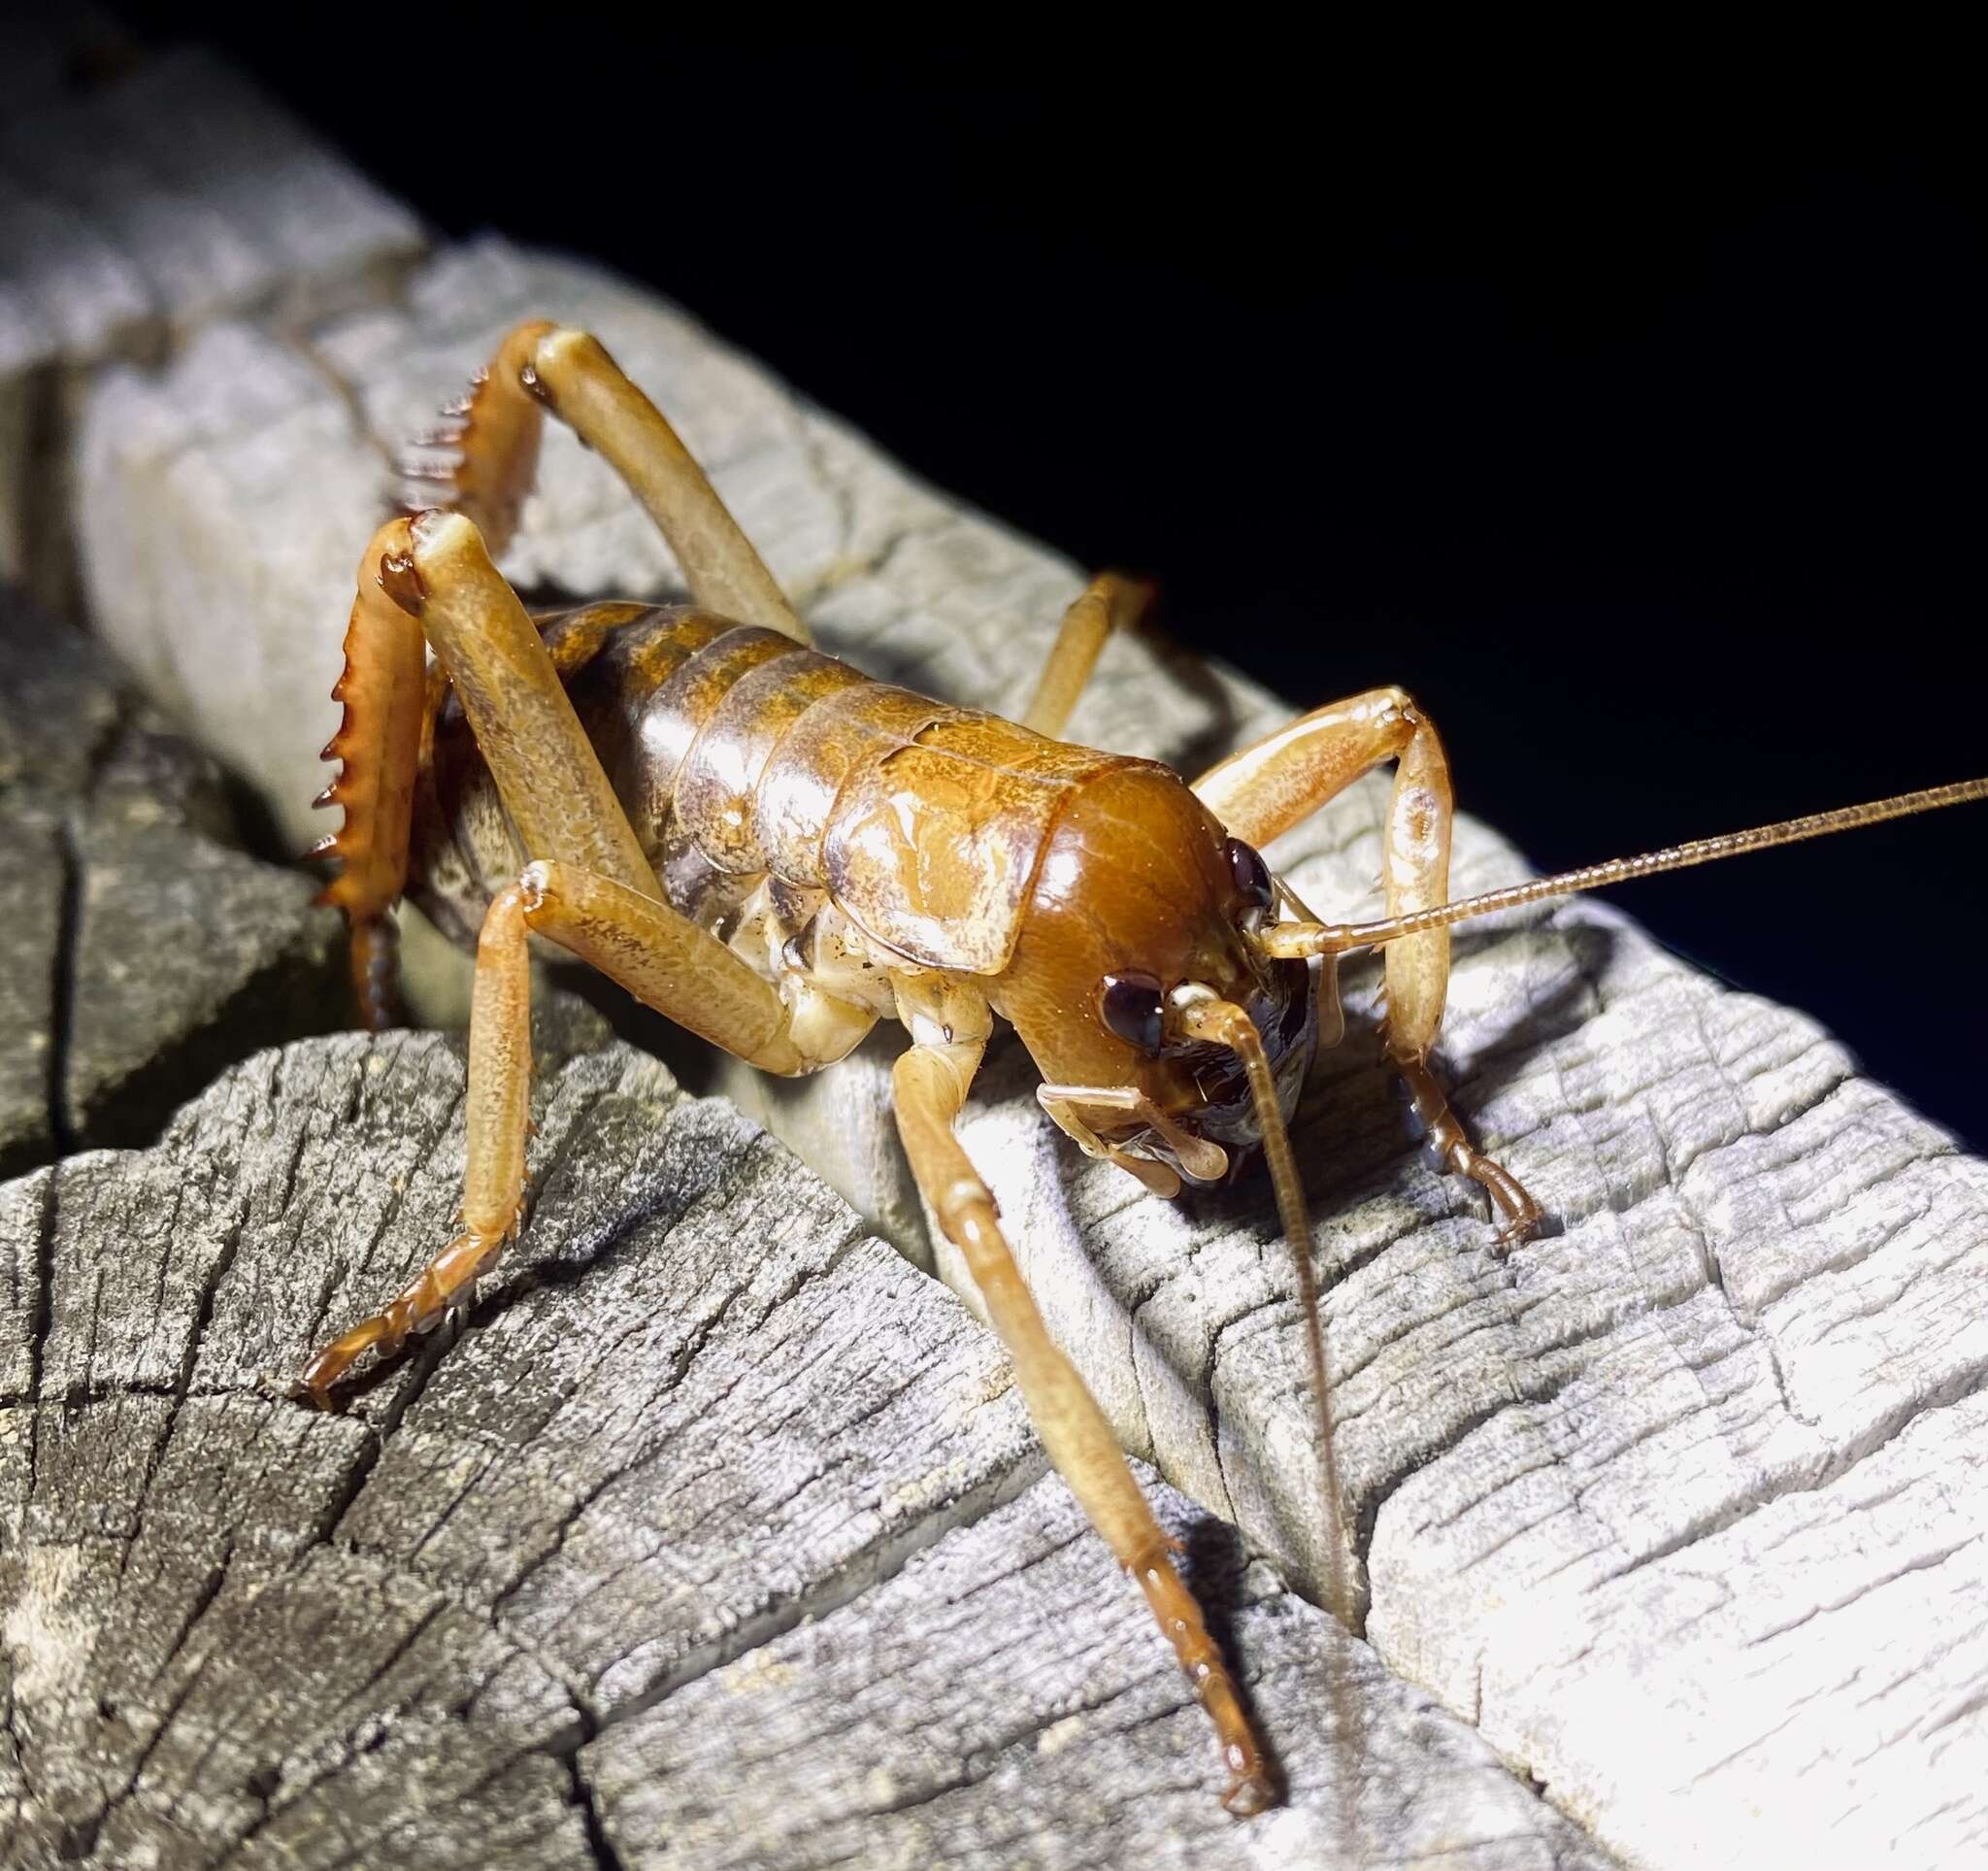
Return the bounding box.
[45,811,83,1160]
[77,1537,238,1860]
[566,1746,628,1871]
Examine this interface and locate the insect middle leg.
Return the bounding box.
[1019,572,1154,737]
[297,879,532,1399]
[892,1010,1278,1816]
[1192,687,1541,1241]
[297,855,816,1402]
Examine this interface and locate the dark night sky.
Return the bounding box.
[102,21,1988,1144]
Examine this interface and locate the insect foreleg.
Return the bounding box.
[892,1030,1278,1817]
[1192,686,1540,1240]
[1019,572,1153,738]
[1191,685,1424,849]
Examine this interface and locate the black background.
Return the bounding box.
[97,20,1988,1144]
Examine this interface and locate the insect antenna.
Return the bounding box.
[1259,777,1988,958]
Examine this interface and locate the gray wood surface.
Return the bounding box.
[0,1023,1607,1870]
[0,590,343,1178]
[2,34,1982,1869]
[0,44,420,610]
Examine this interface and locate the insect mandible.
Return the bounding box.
[295,319,1988,1815]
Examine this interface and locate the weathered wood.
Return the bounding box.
[587,1462,1605,1871]
[0,590,344,1177]
[0,1027,1608,1869]
[0,44,421,610]
[957,897,1988,1868]
[9,46,1983,1868]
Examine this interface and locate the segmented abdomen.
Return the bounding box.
[410,602,1135,977]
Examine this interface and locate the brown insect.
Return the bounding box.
[297,318,1987,1815]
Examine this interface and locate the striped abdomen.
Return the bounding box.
[410,602,1142,978]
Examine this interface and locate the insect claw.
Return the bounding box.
[1493,1212,1541,1252]
[292,1343,352,1410]
[1220,1767,1281,1820]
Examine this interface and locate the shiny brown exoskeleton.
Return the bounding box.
[299,319,1988,1817]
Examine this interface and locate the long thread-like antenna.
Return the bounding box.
[1260,778,1988,957]
[1175,991,1362,1843]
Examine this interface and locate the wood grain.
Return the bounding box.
[1,39,1978,1865]
[1,1023,1608,1868]
[0,591,343,1177]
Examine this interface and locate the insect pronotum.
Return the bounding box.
[299,318,1987,1815]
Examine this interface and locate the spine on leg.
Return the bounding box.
[397,320,554,556]
[311,521,427,1028]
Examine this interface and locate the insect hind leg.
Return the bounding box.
[402,318,806,643]
[398,320,554,558]
[311,528,428,1029]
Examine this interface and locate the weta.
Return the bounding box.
[298,319,1986,1816]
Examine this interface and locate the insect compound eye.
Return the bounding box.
[1226,837,1276,919]
[1099,971,1166,1052]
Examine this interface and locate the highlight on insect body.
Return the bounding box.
[297,317,1988,1816]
